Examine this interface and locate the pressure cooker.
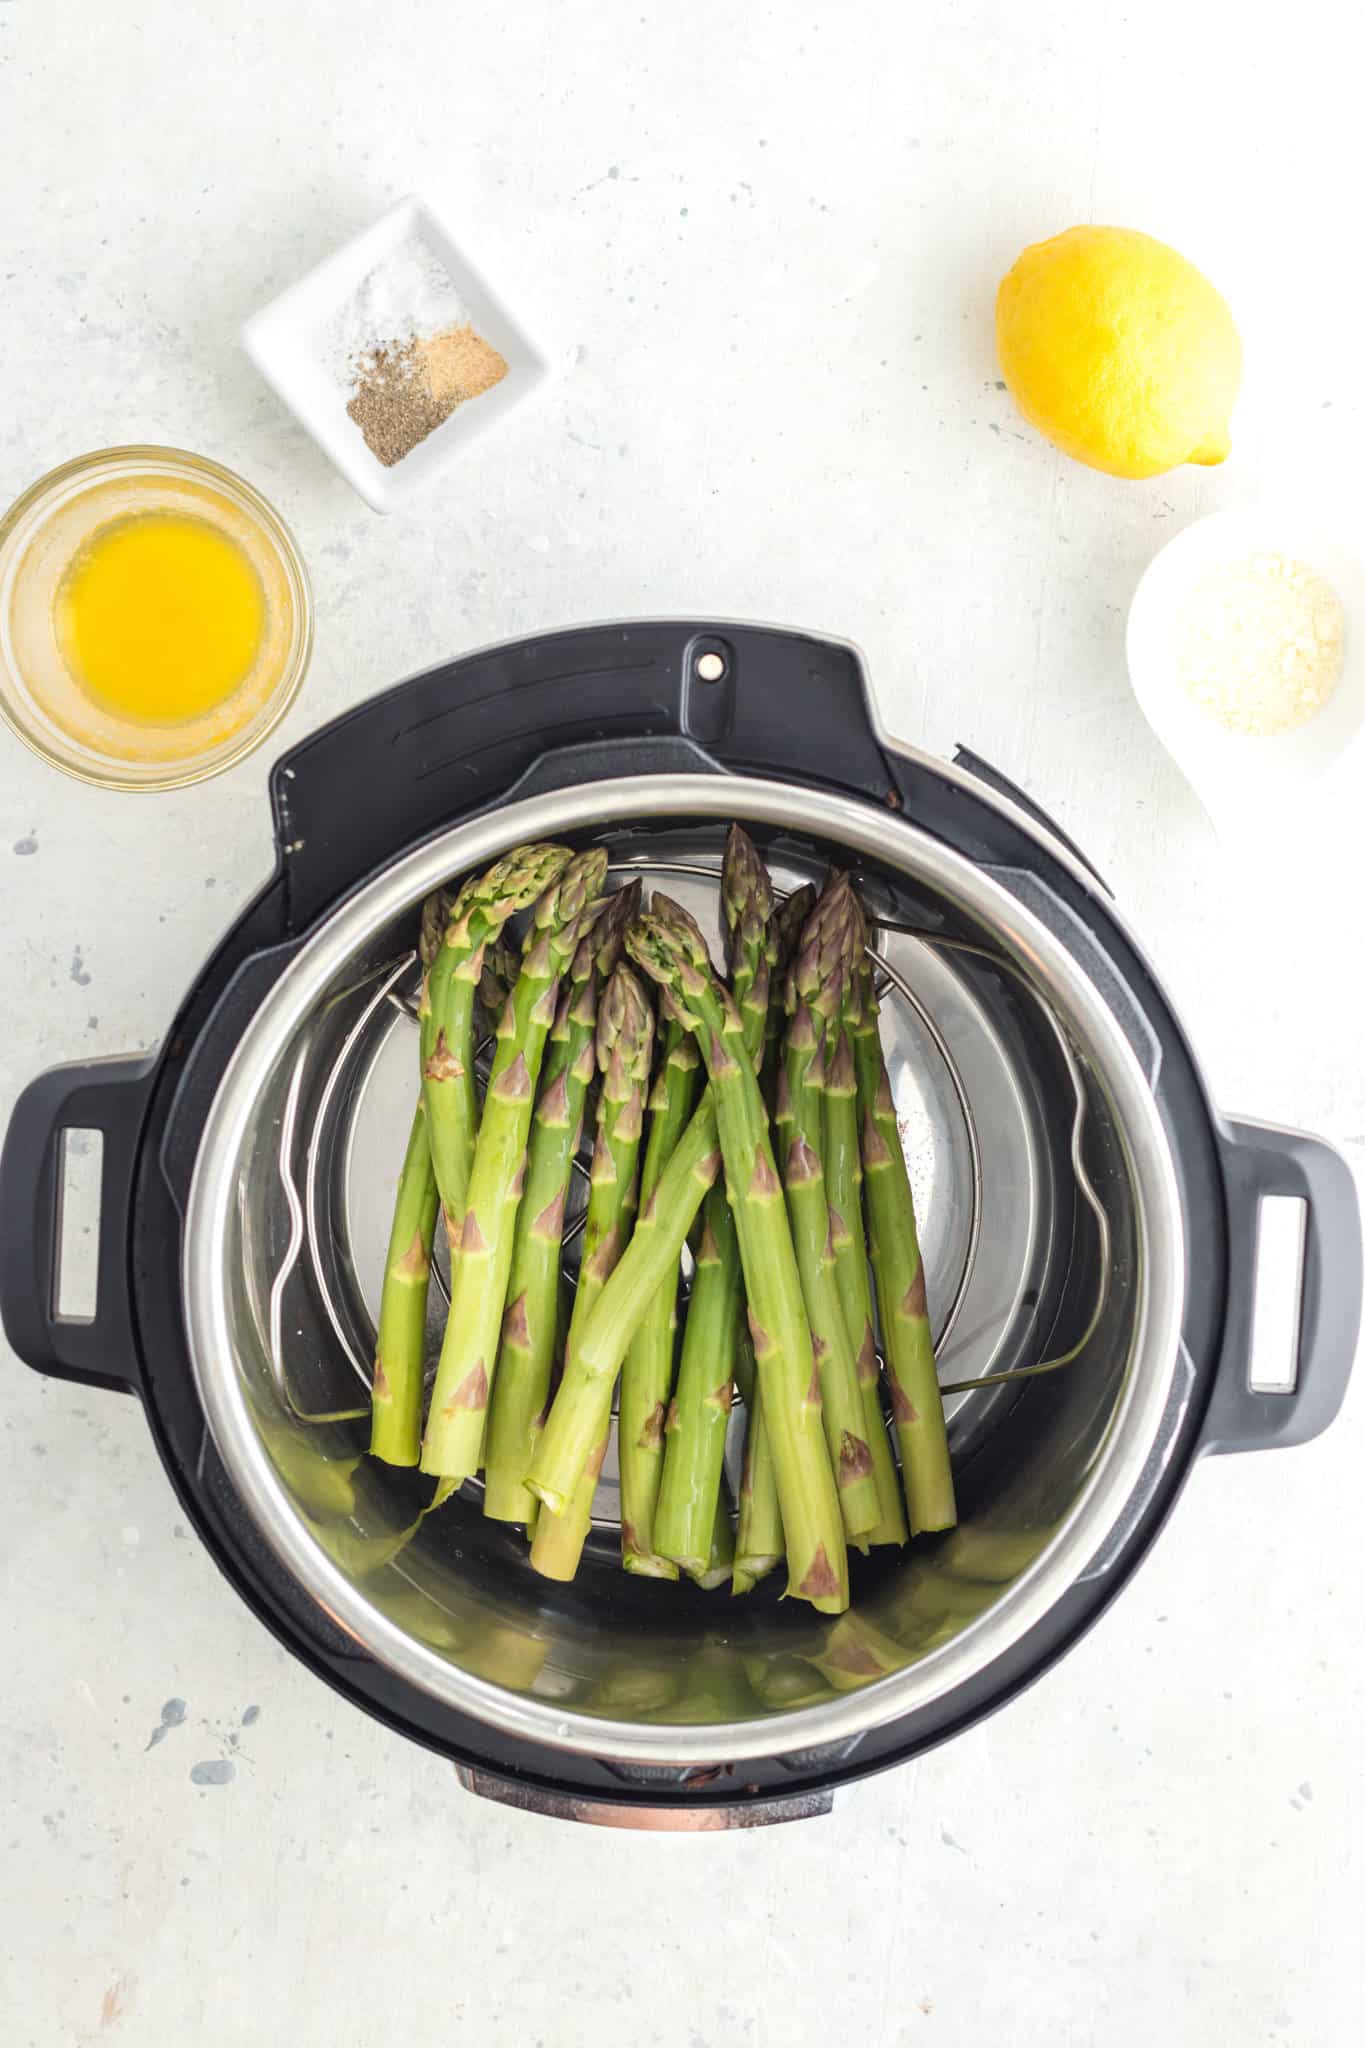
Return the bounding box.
[3,622,1357,1828]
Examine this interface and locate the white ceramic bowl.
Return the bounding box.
[1126,506,1365,839]
[242,195,551,514]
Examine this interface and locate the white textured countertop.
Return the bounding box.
[2,4,1362,2042]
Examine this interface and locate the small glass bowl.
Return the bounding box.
[0,446,313,791]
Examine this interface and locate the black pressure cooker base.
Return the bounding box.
[9,621,1350,1821]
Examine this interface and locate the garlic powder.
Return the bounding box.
[1176,552,1345,736]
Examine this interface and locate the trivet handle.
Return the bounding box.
[0,1055,155,1396]
[1200,1118,1361,1454]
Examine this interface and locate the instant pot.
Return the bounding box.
[3,622,1358,1828]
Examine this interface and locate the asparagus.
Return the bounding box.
[688,1481,737,1590]
[618,1013,701,1575]
[653,1194,743,1573]
[654,826,773,1573]
[624,897,849,1614]
[853,950,957,1535]
[527,1096,722,1513]
[480,954,596,1523]
[763,882,818,1096]
[530,964,655,1581]
[722,824,776,1062]
[733,1357,784,1592]
[367,1098,441,1465]
[481,885,641,1525]
[824,1015,907,1545]
[421,849,609,1478]
[777,880,880,1540]
[369,890,451,1465]
[477,937,518,1035]
[527,1420,610,1582]
[420,845,574,1247]
[733,872,818,1583]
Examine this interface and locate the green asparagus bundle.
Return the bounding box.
[421,849,609,1479]
[420,845,574,1248]
[618,1009,702,1575]
[852,947,956,1535]
[776,878,880,1541]
[481,882,641,1526]
[530,964,655,1581]
[389,833,962,1608]
[624,896,849,1614]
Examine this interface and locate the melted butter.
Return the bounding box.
[55,511,265,725]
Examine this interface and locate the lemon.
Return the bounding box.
[996,226,1241,480]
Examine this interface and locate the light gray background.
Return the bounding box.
[2,3,1362,2043]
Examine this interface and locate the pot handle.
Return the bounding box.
[1200,1118,1361,1455]
[0,1056,154,1397]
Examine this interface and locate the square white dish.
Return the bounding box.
[242,195,552,513]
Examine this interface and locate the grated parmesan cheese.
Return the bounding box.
[1176,552,1345,736]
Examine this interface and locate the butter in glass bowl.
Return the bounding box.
[0,446,312,791]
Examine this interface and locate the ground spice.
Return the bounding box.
[1176,552,1345,736]
[346,324,510,467]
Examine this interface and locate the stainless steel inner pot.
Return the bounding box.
[184,773,1185,1764]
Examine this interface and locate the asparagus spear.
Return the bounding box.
[776,881,880,1540]
[420,845,574,1247]
[734,873,817,1583]
[618,1013,702,1575]
[480,957,596,1524]
[624,896,849,1614]
[421,849,609,1478]
[477,937,518,1035]
[527,1420,611,1582]
[527,1097,722,1513]
[763,882,818,1096]
[722,824,776,1062]
[653,1194,743,1573]
[732,1331,784,1593]
[368,1099,441,1465]
[481,886,640,1525]
[369,890,451,1465]
[853,949,956,1535]
[688,1481,737,1590]
[654,827,773,1573]
[530,964,655,1581]
[825,1015,907,1545]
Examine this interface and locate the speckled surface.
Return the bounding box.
[2,3,1362,2043]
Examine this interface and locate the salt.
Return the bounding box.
[322,232,470,391]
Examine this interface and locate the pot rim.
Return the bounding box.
[184,772,1186,1763]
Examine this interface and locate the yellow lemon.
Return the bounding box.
[996,226,1241,479]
